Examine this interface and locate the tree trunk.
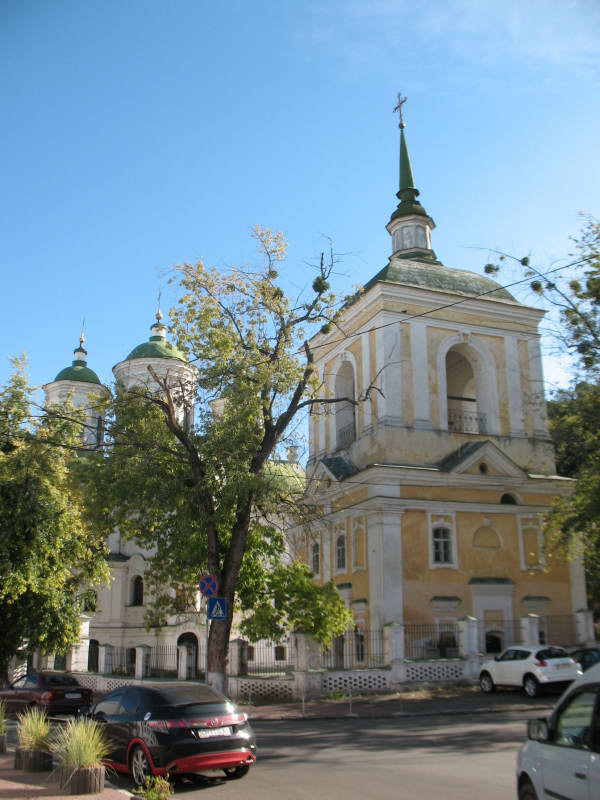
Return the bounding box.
[206,601,233,694]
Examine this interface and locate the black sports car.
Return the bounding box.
[89,683,256,785]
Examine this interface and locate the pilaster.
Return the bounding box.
[410,321,431,428]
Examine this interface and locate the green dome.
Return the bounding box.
[365,259,517,302]
[54,362,102,384]
[125,338,186,362]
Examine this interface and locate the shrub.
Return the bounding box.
[133,775,174,799]
[16,706,51,750]
[51,718,110,768]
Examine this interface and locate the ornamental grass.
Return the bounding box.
[16,706,51,751]
[51,717,110,768]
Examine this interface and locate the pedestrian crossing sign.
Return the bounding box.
[208,597,228,620]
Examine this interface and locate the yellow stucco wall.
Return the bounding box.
[399,509,572,623]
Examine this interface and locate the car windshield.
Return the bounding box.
[536,647,568,660]
[42,674,80,686]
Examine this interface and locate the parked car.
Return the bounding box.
[569,646,600,672]
[0,672,93,716]
[88,683,256,786]
[479,645,582,697]
[517,661,600,800]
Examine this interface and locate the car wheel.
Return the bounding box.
[129,745,152,787]
[223,765,250,780]
[518,779,538,800]
[479,672,495,693]
[523,675,540,698]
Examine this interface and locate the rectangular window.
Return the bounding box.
[433,527,452,564]
[274,645,286,662]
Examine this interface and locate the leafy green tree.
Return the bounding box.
[80,228,361,691]
[0,361,109,680]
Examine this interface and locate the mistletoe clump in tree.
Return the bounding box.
[82,228,367,691]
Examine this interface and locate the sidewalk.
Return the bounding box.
[238,683,555,720]
[0,753,126,800]
[0,685,552,799]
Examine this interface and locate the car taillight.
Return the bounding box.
[147,713,247,729]
[534,659,547,667]
[41,690,60,701]
[147,719,189,729]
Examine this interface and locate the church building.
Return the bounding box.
[302,109,585,653]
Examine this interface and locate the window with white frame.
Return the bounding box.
[428,512,457,569]
[433,527,452,564]
[311,540,320,575]
[336,534,347,571]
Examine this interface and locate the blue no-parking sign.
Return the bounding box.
[198,575,218,597]
[207,597,228,620]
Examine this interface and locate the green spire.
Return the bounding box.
[390,127,429,222]
[388,93,430,223]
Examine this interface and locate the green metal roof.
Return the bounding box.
[54,362,102,384]
[364,259,517,302]
[125,340,186,362]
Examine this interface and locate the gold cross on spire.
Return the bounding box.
[156,290,163,323]
[393,93,407,129]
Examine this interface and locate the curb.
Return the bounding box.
[244,702,555,722]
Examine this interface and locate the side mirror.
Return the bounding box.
[494,655,501,662]
[527,718,550,742]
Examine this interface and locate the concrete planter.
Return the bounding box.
[56,765,105,795]
[14,746,52,772]
[0,733,5,754]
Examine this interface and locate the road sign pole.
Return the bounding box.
[205,597,209,681]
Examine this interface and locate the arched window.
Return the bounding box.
[95,416,104,447]
[501,493,518,505]
[311,541,320,575]
[131,575,144,606]
[432,527,453,565]
[334,360,356,451]
[336,534,347,571]
[446,347,485,434]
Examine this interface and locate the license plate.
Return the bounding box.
[555,663,571,670]
[65,692,82,699]
[195,727,232,738]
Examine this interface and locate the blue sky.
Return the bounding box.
[2,0,599,392]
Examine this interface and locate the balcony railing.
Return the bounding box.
[336,422,356,450]
[448,409,487,434]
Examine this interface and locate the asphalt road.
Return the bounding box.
[104,709,544,799]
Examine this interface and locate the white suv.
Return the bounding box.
[479,646,582,697]
[517,661,600,800]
